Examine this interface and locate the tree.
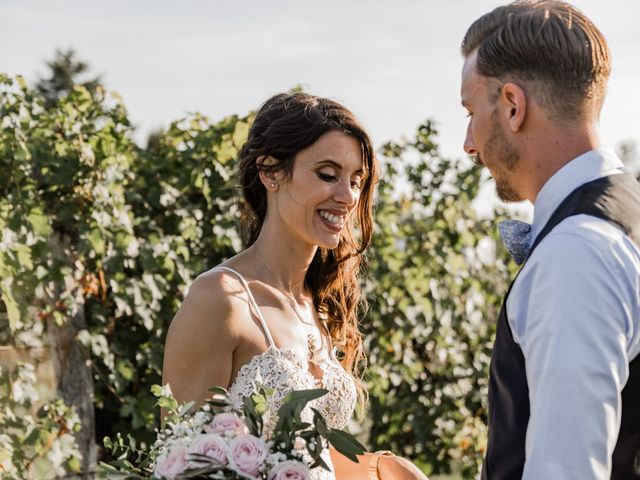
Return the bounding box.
[36,49,102,109]
[0,73,133,477]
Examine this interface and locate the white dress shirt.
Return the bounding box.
[506,149,640,479]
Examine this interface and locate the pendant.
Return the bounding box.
[307,333,321,366]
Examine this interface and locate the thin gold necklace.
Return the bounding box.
[256,249,323,368]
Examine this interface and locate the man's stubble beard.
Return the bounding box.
[484,112,522,203]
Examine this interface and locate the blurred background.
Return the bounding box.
[1,1,638,478]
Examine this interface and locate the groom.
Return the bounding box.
[460,1,640,479]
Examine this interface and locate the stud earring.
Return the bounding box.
[270,182,278,190]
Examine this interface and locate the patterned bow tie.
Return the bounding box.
[498,219,532,265]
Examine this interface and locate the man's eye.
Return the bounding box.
[466,112,473,118]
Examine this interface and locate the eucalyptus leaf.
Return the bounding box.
[326,429,366,462]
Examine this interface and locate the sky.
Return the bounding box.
[2,0,639,173]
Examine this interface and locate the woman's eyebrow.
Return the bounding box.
[316,159,364,174]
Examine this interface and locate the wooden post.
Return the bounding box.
[47,235,97,477]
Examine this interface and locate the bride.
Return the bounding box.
[162,92,427,480]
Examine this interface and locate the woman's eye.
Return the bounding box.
[351,179,362,189]
[317,172,337,182]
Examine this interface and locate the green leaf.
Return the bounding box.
[24,427,45,447]
[66,455,82,473]
[232,121,249,148]
[326,429,366,462]
[250,390,268,415]
[27,207,51,236]
[280,388,328,410]
[308,451,330,471]
[1,285,21,331]
[15,75,27,89]
[87,228,106,255]
[117,360,135,381]
[311,408,329,437]
[150,384,164,397]
[276,388,327,420]
[15,244,33,269]
[97,462,141,479]
[207,386,229,396]
[156,396,178,411]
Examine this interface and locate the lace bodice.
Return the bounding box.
[228,346,357,431]
[216,267,357,480]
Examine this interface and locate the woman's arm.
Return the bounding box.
[330,448,428,480]
[377,454,428,480]
[329,448,370,477]
[161,271,242,419]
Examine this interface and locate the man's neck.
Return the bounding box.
[522,123,600,203]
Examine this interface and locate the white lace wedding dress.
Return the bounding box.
[215,267,357,480]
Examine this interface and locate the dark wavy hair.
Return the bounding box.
[237,92,378,405]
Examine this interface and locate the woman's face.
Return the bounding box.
[273,130,365,250]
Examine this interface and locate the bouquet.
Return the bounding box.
[99,384,366,479]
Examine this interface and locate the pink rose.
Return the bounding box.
[268,460,311,480]
[188,433,228,467]
[206,412,248,435]
[154,444,189,479]
[228,434,268,478]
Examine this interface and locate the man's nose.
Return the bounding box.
[464,124,477,156]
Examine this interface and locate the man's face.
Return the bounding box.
[461,50,523,202]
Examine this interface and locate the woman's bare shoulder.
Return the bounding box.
[163,268,253,404]
[167,267,251,341]
[191,267,248,303]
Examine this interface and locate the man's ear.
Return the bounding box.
[501,82,527,132]
[257,155,281,191]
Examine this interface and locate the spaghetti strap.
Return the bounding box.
[213,266,276,348]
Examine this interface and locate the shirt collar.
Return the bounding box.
[530,148,625,243]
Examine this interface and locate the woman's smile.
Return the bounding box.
[318,209,346,232]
